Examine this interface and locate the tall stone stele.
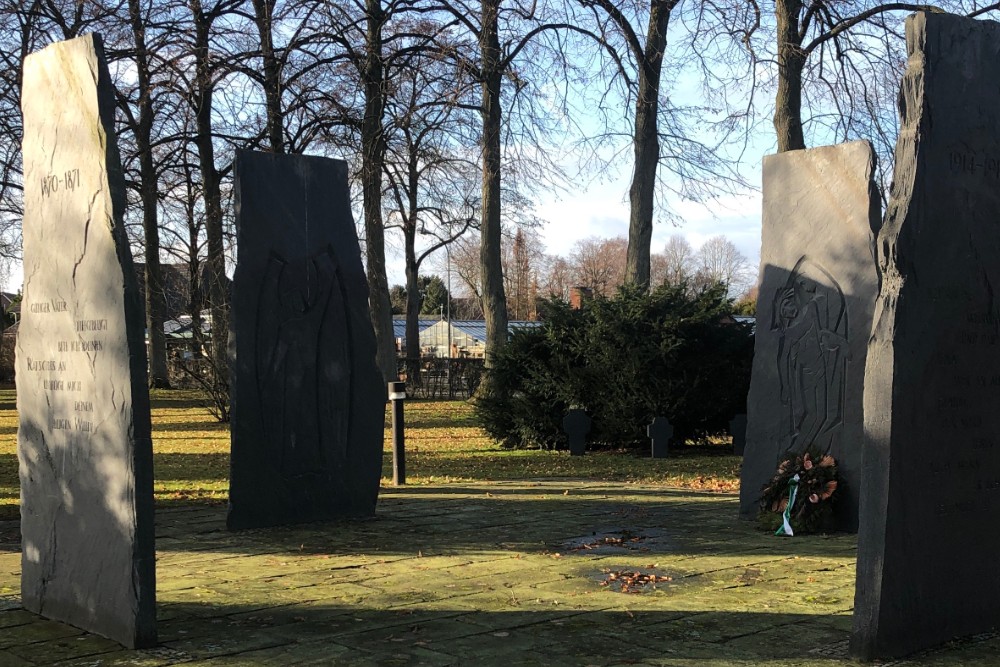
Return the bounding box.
[17,34,155,648]
[853,12,1000,661]
[228,151,384,530]
[739,140,881,532]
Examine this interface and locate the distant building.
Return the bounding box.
[392,315,439,353]
[419,320,544,357]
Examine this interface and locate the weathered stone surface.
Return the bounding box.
[228,150,383,530]
[852,12,1000,661]
[739,141,881,531]
[17,34,156,648]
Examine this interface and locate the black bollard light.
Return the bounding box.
[389,381,406,485]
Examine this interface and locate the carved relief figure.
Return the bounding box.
[254,246,351,478]
[771,256,848,457]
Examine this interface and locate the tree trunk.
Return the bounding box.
[191,1,229,373]
[404,236,421,362]
[403,154,422,364]
[773,0,806,152]
[479,0,508,366]
[362,0,398,385]
[625,0,673,291]
[250,0,284,153]
[128,0,170,388]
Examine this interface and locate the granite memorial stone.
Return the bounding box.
[739,140,881,532]
[228,150,383,530]
[852,12,1000,660]
[17,33,156,648]
[563,409,591,456]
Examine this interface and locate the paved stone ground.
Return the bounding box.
[1,481,998,666]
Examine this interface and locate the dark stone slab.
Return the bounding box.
[729,414,747,456]
[739,141,881,532]
[16,33,155,648]
[852,12,1000,661]
[563,409,590,456]
[228,150,383,530]
[647,417,672,459]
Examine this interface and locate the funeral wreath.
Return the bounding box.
[758,449,839,536]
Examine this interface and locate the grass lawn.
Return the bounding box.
[0,386,741,521]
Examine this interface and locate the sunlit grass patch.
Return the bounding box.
[0,388,741,520]
[382,399,741,491]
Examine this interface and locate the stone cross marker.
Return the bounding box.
[852,12,1000,661]
[647,417,672,458]
[563,409,591,456]
[17,33,156,648]
[729,414,747,456]
[228,150,384,530]
[739,140,881,532]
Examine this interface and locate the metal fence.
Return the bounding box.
[397,357,485,400]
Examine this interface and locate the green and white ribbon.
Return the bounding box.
[775,474,800,537]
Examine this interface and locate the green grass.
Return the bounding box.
[0,388,741,521]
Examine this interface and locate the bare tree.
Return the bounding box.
[435,0,585,364]
[569,235,628,296]
[660,234,696,286]
[696,235,751,295]
[383,44,479,362]
[568,0,751,291]
[118,0,174,388]
[766,0,999,153]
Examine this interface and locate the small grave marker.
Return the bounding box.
[647,417,673,459]
[563,409,591,456]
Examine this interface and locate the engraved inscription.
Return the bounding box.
[75,319,107,331]
[40,169,80,197]
[949,147,1000,180]
[31,302,109,437]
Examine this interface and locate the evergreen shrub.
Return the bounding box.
[474,283,754,450]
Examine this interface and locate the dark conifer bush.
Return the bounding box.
[474,283,754,450]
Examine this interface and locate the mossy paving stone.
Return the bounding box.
[341,613,487,647]
[433,624,657,667]
[454,607,593,630]
[365,613,489,642]
[0,619,83,650]
[258,605,467,639]
[918,635,1000,666]
[0,650,32,666]
[5,483,1000,666]
[625,657,845,667]
[0,610,34,629]
[436,556,553,581]
[721,619,850,659]
[628,609,835,646]
[318,645,457,667]
[385,589,540,615]
[521,618,721,660]
[159,625,290,659]
[172,639,354,666]
[6,633,121,663]
[222,603,358,632]
[47,647,182,666]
